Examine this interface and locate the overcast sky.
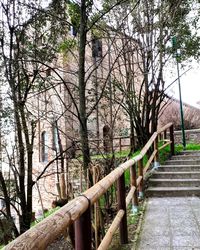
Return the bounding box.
[171,63,200,108]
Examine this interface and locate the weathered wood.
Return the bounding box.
[140,133,157,156]
[154,136,159,162]
[158,141,171,151]
[92,166,101,248]
[158,122,173,134]
[117,173,128,244]
[143,150,157,175]
[97,210,125,250]
[130,164,138,207]
[75,206,91,250]
[83,155,141,204]
[164,130,167,140]
[163,139,170,142]
[5,196,89,250]
[136,176,143,186]
[5,158,138,250]
[5,123,174,250]
[126,186,136,207]
[138,159,143,194]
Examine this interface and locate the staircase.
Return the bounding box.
[146,150,200,197]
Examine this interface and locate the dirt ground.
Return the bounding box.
[47,236,73,250]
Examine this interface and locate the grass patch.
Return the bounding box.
[81,142,200,162]
[175,143,200,152]
[127,205,145,226]
[90,149,131,160]
[31,207,59,227]
[159,145,171,164]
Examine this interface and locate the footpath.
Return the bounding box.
[136,197,200,249]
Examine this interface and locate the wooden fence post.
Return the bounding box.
[130,164,138,212]
[170,125,175,156]
[164,130,167,140]
[75,200,91,250]
[154,136,159,163]
[119,138,122,152]
[117,173,128,244]
[138,159,144,198]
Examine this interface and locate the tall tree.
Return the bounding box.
[0,0,70,234]
[105,0,200,148]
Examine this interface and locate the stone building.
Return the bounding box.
[30,28,143,212]
[30,30,200,212]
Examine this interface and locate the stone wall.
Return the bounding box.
[174,129,200,144]
[159,98,200,130]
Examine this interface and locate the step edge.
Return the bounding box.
[153,171,200,174]
[146,187,200,191]
[149,178,200,182]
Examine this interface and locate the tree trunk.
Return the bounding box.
[78,0,91,180]
[129,119,135,154]
[0,171,19,238]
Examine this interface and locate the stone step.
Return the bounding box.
[148,178,200,187]
[152,171,200,179]
[171,155,200,160]
[146,150,200,197]
[178,150,200,155]
[157,165,200,172]
[165,159,200,165]
[146,187,200,197]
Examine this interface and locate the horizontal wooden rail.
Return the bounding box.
[126,186,136,207]
[143,150,157,175]
[158,141,172,151]
[5,156,141,250]
[86,136,130,142]
[158,122,173,134]
[136,175,143,186]
[5,123,174,250]
[97,210,125,250]
[5,196,89,249]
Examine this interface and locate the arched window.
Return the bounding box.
[52,125,59,153]
[92,37,102,58]
[41,131,48,162]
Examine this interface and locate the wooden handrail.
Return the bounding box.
[157,122,173,134]
[75,136,130,143]
[5,123,174,250]
[97,210,125,250]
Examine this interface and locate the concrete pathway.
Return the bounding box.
[136,197,200,250]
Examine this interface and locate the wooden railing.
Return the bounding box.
[75,136,131,155]
[5,123,174,250]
